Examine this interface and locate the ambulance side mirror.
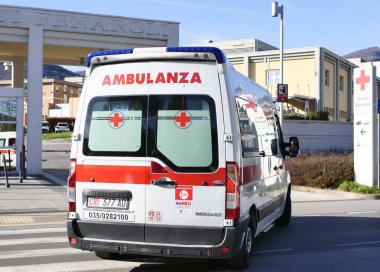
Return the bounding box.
[287,137,299,158]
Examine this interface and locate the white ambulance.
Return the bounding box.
[67,46,299,269]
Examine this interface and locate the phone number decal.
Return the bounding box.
[83,210,135,222]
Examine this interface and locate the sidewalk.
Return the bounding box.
[0,174,67,214]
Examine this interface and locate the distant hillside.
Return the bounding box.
[0,62,80,80]
[75,70,86,76]
[344,47,380,62]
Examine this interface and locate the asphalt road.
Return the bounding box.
[42,140,71,182]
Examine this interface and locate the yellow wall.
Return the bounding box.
[338,68,348,121]
[247,58,316,99]
[323,61,334,119]
[234,63,244,74]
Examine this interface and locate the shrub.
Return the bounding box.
[286,152,354,189]
[284,111,329,121]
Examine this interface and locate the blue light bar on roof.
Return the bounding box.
[86,48,134,67]
[166,47,227,64]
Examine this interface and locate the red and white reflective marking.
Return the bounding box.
[174,111,192,129]
[108,111,125,129]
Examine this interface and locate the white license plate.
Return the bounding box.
[87,196,129,209]
[83,208,135,222]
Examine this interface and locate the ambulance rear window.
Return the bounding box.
[83,96,147,156]
[148,95,218,172]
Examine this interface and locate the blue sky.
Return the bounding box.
[1,0,378,56]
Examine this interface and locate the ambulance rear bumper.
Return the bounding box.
[67,217,249,258]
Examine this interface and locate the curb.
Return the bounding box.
[293,185,380,200]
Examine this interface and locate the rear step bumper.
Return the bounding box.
[67,217,249,258]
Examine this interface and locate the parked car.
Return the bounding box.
[42,120,50,133]
[0,131,16,168]
[55,122,70,133]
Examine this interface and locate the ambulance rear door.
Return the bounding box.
[74,62,149,242]
[144,61,227,245]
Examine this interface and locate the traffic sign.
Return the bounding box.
[277,83,288,102]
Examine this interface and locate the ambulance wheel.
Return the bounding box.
[95,251,121,260]
[227,217,255,269]
[276,186,292,226]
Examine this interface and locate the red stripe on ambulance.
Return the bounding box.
[76,164,225,186]
[101,72,202,86]
[76,164,146,184]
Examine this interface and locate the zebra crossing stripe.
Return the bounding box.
[0,260,143,272]
[0,227,66,235]
[0,235,66,246]
[0,247,91,260]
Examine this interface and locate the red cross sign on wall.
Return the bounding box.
[174,111,192,129]
[356,69,370,91]
[109,111,125,129]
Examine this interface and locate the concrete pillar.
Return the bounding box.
[243,56,250,77]
[12,60,25,174]
[12,60,24,88]
[26,26,43,175]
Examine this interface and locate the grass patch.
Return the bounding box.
[338,181,380,194]
[42,132,72,141]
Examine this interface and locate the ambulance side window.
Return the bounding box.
[263,109,278,156]
[236,97,260,156]
[83,96,147,156]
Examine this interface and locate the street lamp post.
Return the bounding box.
[272,1,284,125]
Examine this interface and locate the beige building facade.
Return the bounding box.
[206,40,380,122]
[42,78,82,118]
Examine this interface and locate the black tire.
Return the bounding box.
[276,186,292,226]
[228,216,256,269]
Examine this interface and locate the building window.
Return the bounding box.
[325,69,330,86]
[267,69,280,87]
[339,76,344,91]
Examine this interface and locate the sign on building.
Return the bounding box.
[353,66,379,187]
[277,84,288,102]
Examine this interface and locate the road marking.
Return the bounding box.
[254,248,293,254]
[0,260,141,272]
[0,227,66,235]
[346,210,379,215]
[335,241,380,247]
[0,247,91,260]
[0,216,34,224]
[299,210,380,217]
[0,235,66,246]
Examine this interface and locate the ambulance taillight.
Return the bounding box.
[67,158,76,212]
[225,162,240,219]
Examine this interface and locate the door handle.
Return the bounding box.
[151,177,176,186]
